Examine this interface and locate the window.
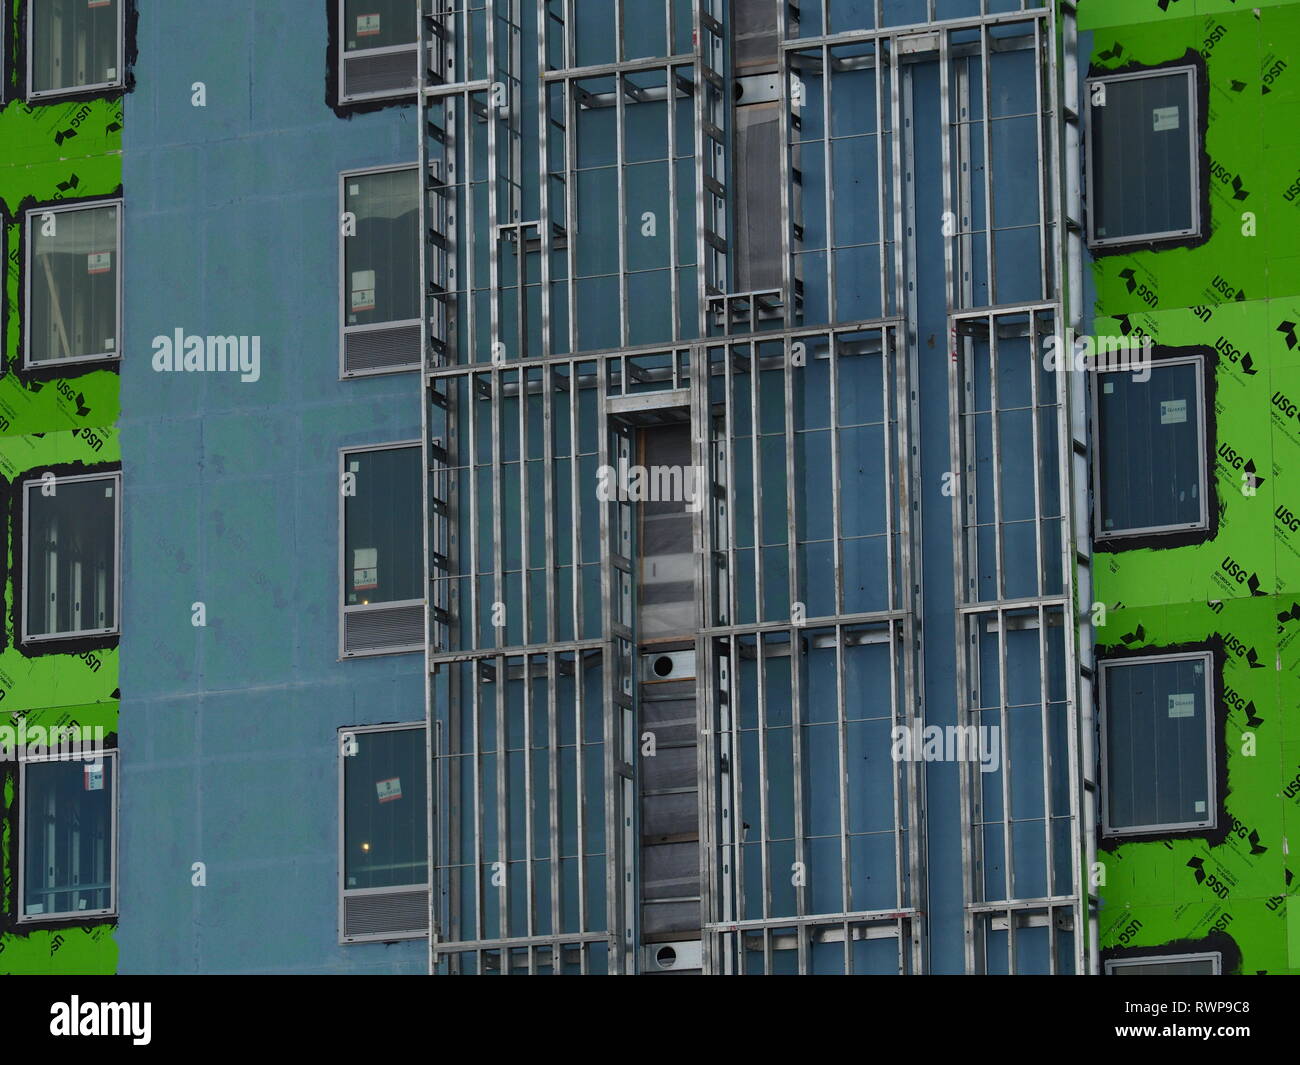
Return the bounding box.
[19,750,118,922]
[338,724,428,942]
[1100,652,1216,838]
[340,166,421,376]
[27,0,125,99]
[1086,66,1201,247]
[23,471,121,643]
[24,200,122,368]
[340,443,423,656]
[336,0,420,105]
[1094,354,1207,540]
[1106,953,1221,975]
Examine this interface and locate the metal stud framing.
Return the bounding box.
[416,0,1090,975]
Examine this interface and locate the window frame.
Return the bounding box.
[335,0,421,106]
[23,198,124,370]
[17,748,120,924]
[25,0,126,101]
[338,440,425,658]
[1105,951,1222,975]
[1084,64,1202,250]
[1092,352,1209,541]
[337,721,429,944]
[21,469,123,644]
[338,163,422,379]
[1099,650,1217,839]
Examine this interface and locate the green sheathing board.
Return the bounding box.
[0,5,122,975]
[1083,0,1300,973]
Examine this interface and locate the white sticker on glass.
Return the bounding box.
[376,776,402,803]
[357,14,381,36]
[87,251,111,275]
[1153,106,1181,132]
[84,762,105,790]
[1194,800,1206,813]
[1160,398,1187,425]
[1168,692,1196,719]
[354,547,378,592]
[351,269,376,313]
[1103,381,1115,394]
[349,184,360,196]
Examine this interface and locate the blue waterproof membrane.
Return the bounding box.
[118,2,426,973]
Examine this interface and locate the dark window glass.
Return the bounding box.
[30,0,121,95]
[344,447,422,606]
[24,756,114,918]
[28,204,119,365]
[343,728,427,890]
[1090,71,1197,244]
[343,0,418,52]
[27,476,118,639]
[1097,361,1203,536]
[344,170,420,329]
[1104,656,1212,834]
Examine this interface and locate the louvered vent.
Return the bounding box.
[343,323,422,376]
[343,603,424,656]
[343,888,428,941]
[341,47,419,104]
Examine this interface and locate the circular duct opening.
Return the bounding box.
[653,656,674,678]
[655,945,678,969]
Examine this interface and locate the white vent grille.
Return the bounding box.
[341,47,419,103]
[343,888,428,941]
[343,603,424,656]
[343,323,422,376]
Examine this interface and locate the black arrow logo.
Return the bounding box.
[53,127,77,145]
[1277,603,1300,626]
[106,120,122,134]
[1119,268,1137,294]
[1231,175,1250,201]
[1248,829,1268,855]
[1121,623,1146,645]
[1243,460,1266,492]
[1188,856,1206,883]
[1278,321,1297,350]
[73,391,90,417]
[1240,352,1258,375]
[55,173,79,193]
[1098,42,1125,62]
[1230,79,1247,92]
[1244,700,1263,728]
[1245,646,1266,668]
[1115,313,1133,336]
[1247,570,1267,597]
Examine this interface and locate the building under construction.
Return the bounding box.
[3,0,1295,977]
